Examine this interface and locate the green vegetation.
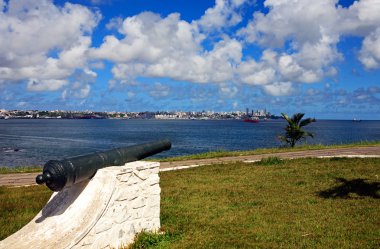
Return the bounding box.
[278,113,316,147]
[0,166,41,174]
[256,156,284,166]
[159,158,380,248]
[158,140,380,162]
[1,157,379,248]
[126,231,174,249]
[0,185,51,240]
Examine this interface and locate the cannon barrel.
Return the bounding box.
[36,139,171,191]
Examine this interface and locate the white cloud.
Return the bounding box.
[337,0,380,36]
[149,82,170,98]
[93,0,380,98]
[197,0,246,31]
[106,17,123,30]
[75,84,91,99]
[1,0,379,104]
[62,83,91,99]
[359,28,380,69]
[219,84,239,98]
[238,59,276,85]
[241,1,328,46]
[60,68,96,99]
[92,12,203,63]
[262,82,294,96]
[27,79,68,92]
[0,0,100,91]
[92,12,242,85]
[232,0,380,96]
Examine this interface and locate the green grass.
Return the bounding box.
[256,156,284,166]
[0,185,51,240]
[157,140,380,162]
[1,158,379,248]
[126,231,175,249]
[158,157,380,248]
[0,166,41,174]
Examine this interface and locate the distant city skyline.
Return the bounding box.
[1,0,380,120]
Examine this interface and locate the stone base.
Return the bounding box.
[0,161,161,249]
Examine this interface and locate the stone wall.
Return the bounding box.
[79,161,161,248]
[0,161,161,249]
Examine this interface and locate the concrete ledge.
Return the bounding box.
[0,161,161,249]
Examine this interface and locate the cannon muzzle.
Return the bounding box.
[36,139,171,191]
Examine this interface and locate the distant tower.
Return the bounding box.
[246,108,249,116]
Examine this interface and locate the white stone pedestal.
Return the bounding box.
[0,161,161,249]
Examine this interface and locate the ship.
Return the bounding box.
[243,118,259,123]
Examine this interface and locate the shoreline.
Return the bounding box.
[1,145,380,187]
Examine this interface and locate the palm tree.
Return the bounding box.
[278,113,316,147]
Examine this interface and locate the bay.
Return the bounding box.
[0,119,379,167]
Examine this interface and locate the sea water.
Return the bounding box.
[0,119,379,167]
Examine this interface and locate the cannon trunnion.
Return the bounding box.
[36,139,171,191]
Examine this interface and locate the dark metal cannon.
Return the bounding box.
[36,139,171,191]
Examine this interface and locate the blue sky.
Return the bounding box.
[0,0,380,119]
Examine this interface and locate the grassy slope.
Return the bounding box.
[0,185,51,240]
[1,158,379,248]
[159,158,380,248]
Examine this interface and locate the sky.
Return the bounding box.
[0,0,380,119]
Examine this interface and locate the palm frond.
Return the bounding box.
[299,118,316,127]
[292,113,304,125]
[281,113,292,124]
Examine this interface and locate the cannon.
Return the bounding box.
[36,139,171,191]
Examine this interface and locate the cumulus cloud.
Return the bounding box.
[90,0,380,98]
[4,0,379,104]
[359,28,380,69]
[91,12,242,85]
[262,82,294,96]
[27,79,68,92]
[0,0,100,91]
[237,0,380,88]
[237,54,276,85]
[92,12,203,63]
[106,17,123,30]
[196,0,246,31]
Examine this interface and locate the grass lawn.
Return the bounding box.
[0,166,41,174]
[1,157,379,248]
[0,185,51,240]
[159,157,380,248]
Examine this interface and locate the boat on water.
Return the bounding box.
[243,118,259,123]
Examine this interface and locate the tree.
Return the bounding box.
[278,113,316,147]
